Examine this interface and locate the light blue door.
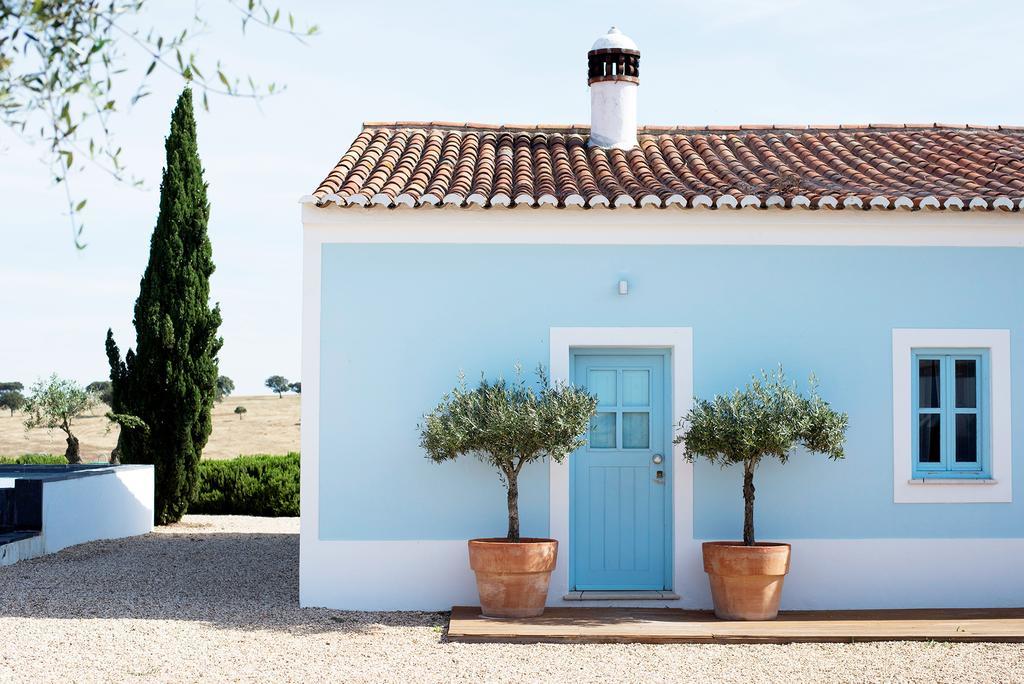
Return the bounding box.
[571,350,670,591]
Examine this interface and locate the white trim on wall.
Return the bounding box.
[297,536,1024,610]
[782,537,1024,608]
[892,328,1012,504]
[301,540,479,610]
[302,204,1024,248]
[299,224,323,606]
[548,327,703,607]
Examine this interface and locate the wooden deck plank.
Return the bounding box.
[447,606,1024,644]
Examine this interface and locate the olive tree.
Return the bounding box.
[22,375,98,463]
[676,367,848,546]
[1,1,318,247]
[420,365,597,541]
[265,375,289,398]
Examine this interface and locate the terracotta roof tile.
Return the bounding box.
[309,123,1024,211]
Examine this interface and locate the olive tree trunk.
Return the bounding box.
[64,434,81,464]
[505,470,520,541]
[742,461,755,545]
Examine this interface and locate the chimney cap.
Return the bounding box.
[590,26,638,52]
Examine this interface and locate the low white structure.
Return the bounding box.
[0,464,154,566]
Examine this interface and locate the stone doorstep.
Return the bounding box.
[563,590,681,601]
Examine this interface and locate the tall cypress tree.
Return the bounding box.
[106,87,222,524]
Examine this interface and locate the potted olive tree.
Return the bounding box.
[676,368,847,620]
[420,365,597,618]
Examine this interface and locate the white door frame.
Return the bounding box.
[548,327,703,606]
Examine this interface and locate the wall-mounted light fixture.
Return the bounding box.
[618,279,629,295]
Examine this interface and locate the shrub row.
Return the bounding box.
[1,453,300,518]
[189,453,299,517]
[0,454,67,465]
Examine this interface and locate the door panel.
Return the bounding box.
[571,351,669,591]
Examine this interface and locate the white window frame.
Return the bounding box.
[892,329,1012,503]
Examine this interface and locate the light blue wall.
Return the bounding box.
[318,243,1023,541]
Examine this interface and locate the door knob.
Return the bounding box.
[652,454,663,464]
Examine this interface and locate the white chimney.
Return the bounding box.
[588,27,639,150]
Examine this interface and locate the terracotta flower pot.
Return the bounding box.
[702,541,791,620]
[467,538,558,618]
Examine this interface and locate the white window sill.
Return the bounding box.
[907,478,998,485]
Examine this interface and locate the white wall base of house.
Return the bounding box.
[781,538,1024,609]
[299,540,478,610]
[298,536,1024,611]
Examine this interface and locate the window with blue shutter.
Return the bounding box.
[911,349,990,478]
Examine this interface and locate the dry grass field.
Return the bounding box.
[0,394,300,461]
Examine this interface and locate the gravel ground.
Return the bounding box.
[1,516,1022,683]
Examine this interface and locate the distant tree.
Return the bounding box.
[22,375,98,463]
[289,381,301,395]
[265,375,290,398]
[106,88,223,525]
[215,375,235,402]
[86,380,113,405]
[0,390,26,416]
[234,406,247,420]
[0,382,26,416]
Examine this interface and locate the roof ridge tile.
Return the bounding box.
[360,121,1022,134]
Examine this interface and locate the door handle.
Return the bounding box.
[652,454,663,464]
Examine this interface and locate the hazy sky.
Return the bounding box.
[1,0,1021,395]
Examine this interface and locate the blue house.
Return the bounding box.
[299,28,1024,611]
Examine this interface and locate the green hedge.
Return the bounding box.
[190,453,299,517]
[1,453,301,517]
[0,454,67,465]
